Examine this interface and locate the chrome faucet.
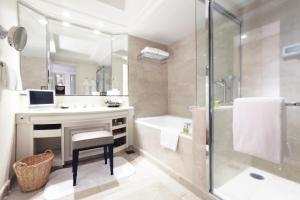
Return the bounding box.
[214,79,227,104]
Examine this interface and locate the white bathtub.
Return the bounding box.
[135,115,193,138]
[133,114,207,193]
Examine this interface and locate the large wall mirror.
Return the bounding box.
[19,4,48,90]
[19,4,128,96]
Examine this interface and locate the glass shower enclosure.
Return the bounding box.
[206,0,300,200]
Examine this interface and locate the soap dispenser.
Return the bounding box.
[183,122,191,135]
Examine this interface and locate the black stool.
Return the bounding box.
[72,130,114,186]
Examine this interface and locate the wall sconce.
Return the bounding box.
[0,25,27,51]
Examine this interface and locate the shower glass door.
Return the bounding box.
[208,0,300,200]
[209,1,242,198]
[211,3,241,106]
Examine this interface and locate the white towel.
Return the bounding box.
[141,47,170,57]
[233,97,285,164]
[160,127,180,151]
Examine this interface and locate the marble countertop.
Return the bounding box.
[17,106,134,116]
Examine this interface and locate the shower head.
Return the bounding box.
[227,75,235,80]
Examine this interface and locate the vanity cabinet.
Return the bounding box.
[16,107,134,166]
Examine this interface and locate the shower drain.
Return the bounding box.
[249,173,265,180]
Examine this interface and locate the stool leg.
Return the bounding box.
[72,150,79,186]
[109,144,114,175]
[104,146,107,165]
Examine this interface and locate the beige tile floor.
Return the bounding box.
[5,152,202,200]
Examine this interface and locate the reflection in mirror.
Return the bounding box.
[112,35,128,96]
[19,4,48,90]
[48,20,113,95]
[18,4,128,96]
[47,20,128,96]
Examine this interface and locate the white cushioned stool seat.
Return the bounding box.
[72,131,113,150]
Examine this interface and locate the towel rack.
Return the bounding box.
[286,102,300,106]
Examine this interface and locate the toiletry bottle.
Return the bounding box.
[183,123,189,135]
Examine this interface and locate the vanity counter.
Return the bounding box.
[17,106,134,116]
[16,106,134,166]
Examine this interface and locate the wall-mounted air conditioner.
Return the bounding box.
[282,43,300,59]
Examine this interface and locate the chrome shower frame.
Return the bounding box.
[207,0,242,199]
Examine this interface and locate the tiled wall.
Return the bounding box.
[128,36,168,117]
[167,33,197,118]
[280,0,300,180]
[242,22,280,97]
[128,34,197,118]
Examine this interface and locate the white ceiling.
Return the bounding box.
[96,0,126,10]
[216,0,265,12]
[20,0,196,45]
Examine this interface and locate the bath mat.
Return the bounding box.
[44,157,136,200]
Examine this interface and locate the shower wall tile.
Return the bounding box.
[277,1,300,178]
[167,33,197,118]
[241,22,280,97]
[128,34,198,119]
[128,36,168,117]
[196,28,208,107]
[280,2,300,178]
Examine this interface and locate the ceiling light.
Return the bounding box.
[93,30,100,35]
[63,11,71,18]
[38,19,47,25]
[96,21,104,27]
[241,34,248,39]
[62,21,70,27]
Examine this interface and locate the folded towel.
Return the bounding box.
[141,47,170,57]
[160,127,180,151]
[233,97,285,164]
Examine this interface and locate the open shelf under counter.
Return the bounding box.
[112,124,127,130]
[33,129,62,138]
[114,133,127,139]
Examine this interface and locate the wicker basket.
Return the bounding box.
[13,150,54,192]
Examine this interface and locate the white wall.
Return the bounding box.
[0,0,21,197]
